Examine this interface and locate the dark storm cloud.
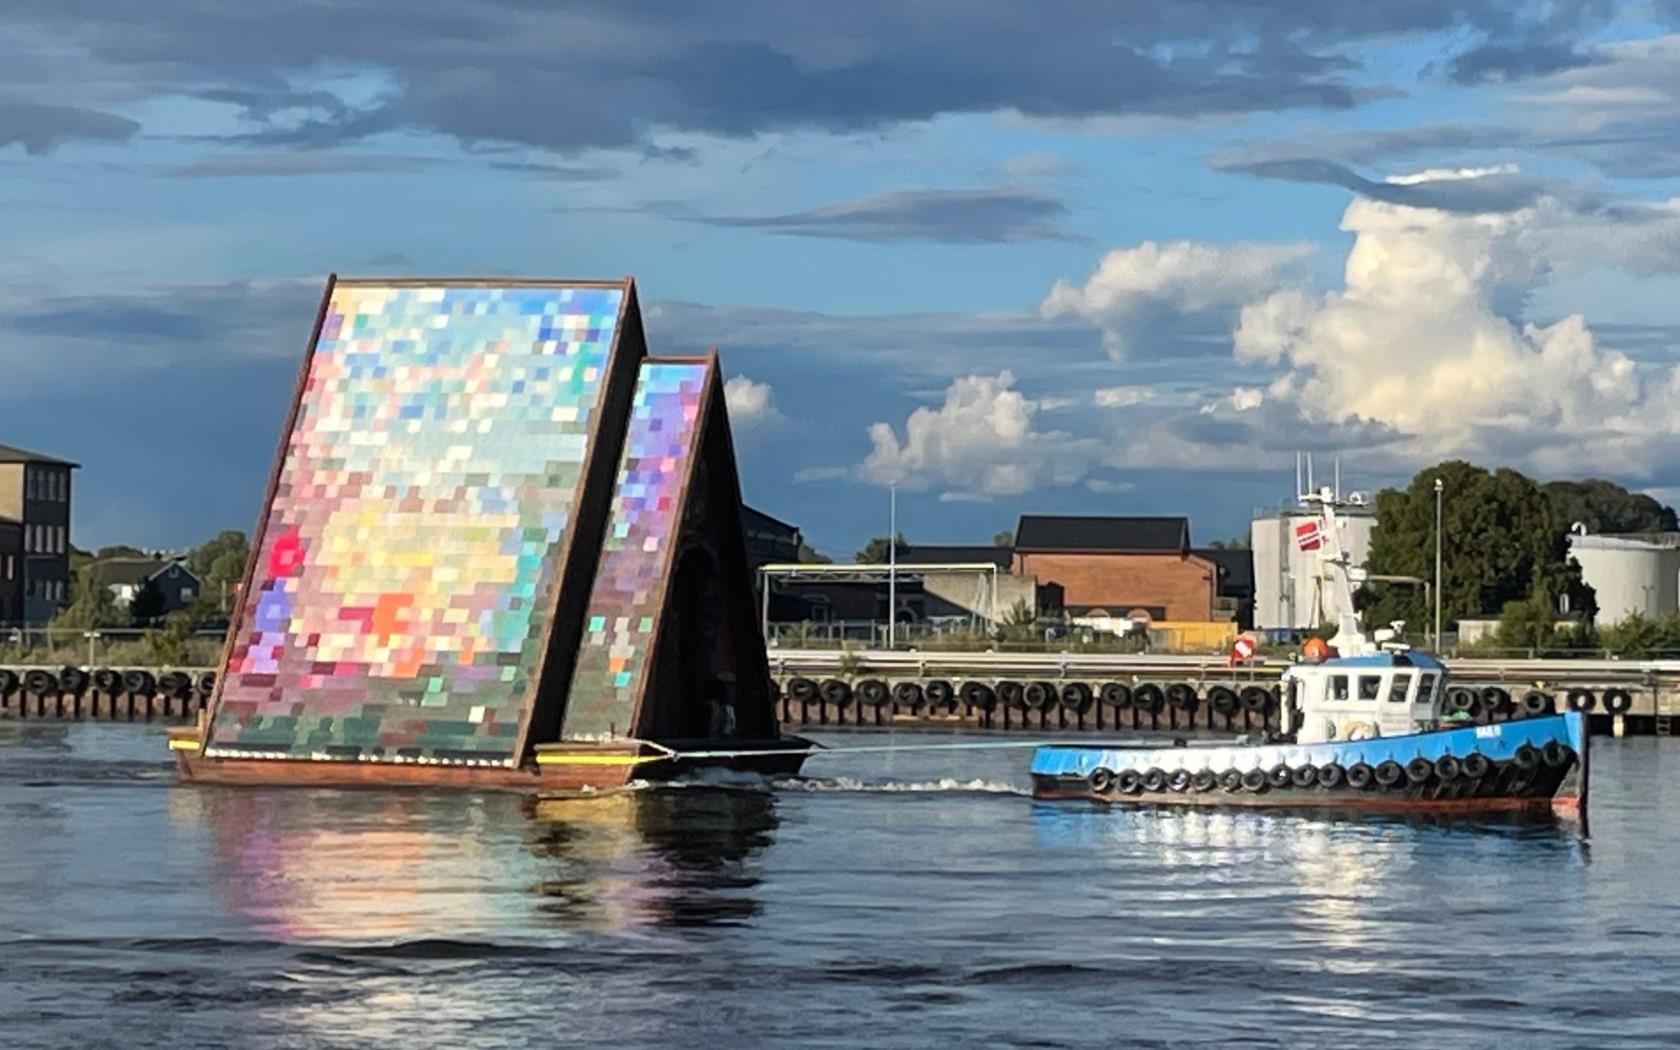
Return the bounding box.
[0,1,1630,154]
[1212,157,1550,213]
[487,160,620,181]
[1446,42,1600,84]
[678,188,1078,244]
[0,102,139,154]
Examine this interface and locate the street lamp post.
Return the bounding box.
[887,484,897,649]
[1433,478,1444,648]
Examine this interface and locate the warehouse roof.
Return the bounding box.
[897,545,1013,569]
[1015,515,1189,553]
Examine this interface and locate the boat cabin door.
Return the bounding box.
[1376,669,1417,737]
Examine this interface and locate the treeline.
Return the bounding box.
[47,530,251,661]
[1360,462,1676,647]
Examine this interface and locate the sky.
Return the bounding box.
[4,2,1680,561]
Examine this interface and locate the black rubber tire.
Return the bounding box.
[1242,769,1269,792]
[1513,743,1540,771]
[1165,683,1198,711]
[1480,686,1511,713]
[962,681,997,712]
[1191,769,1217,792]
[195,671,217,697]
[997,680,1026,710]
[1521,691,1553,716]
[820,678,854,709]
[1116,769,1143,794]
[1291,764,1318,789]
[1267,762,1292,788]
[925,680,956,711]
[1099,682,1131,709]
[1375,760,1405,788]
[856,678,890,707]
[1542,740,1575,769]
[1208,686,1240,715]
[1239,686,1270,713]
[1133,683,1165,714]
[1446,687,1479,715]
[1316,763,1345,788]
[161,671,194,700]
[57,666,90,696]
[24,669,55,697]
[1023,681,1055,710]
[1220,768,1244,792]
[1463,752,1491,779]
[1434,754,1462,781]
[91,668,121,695]
[1088,768,1115,793]
[891,681,924,710]
[787,677,819,704]
[1141,768,1168,792]
[0,668,18,697]
[1603,688,1633,715]
[1059,682,1094,714]
[1406,757,1435,784]
[1566,689,1596,713]
[1168,769,1192,793]
[1346,763,1374,789]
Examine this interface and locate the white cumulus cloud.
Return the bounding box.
[723,375,782,429]
[1039,239,1314,357]
[860,371,1098,500]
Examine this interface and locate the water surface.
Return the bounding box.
[2,724,1678,1048]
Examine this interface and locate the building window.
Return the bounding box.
[1329,675,1349,701]
[182,586,195,601]
[55,526,65,554]
[1358,675,1382,701]
[25,470,35,501]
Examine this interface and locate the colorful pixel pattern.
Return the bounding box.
[206,282,626,763]
[563,362,707,739]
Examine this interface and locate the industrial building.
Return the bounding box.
[1568,530,1680,624]
[1251,503,1376,633]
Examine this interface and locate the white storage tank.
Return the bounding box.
[1567,530,1680,624]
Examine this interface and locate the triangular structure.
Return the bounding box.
[561,355,776,744]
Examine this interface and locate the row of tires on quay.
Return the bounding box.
[775,676,1637,725]
[1087,740,1580,798]
[0,666,214,718]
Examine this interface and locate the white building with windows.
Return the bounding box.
[1251,504,1376,632]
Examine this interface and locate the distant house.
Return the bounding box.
[1013,515,1218,625]
[741,505,803,571]
[896,544,1048,625]
[0,442,78,625]
[1194,546,1256,629]
[0,518,21,626]
[91,557,204,614]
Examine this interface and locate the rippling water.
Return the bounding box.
[3,724,1680,1048]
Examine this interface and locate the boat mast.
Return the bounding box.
[1302,485,1372,656]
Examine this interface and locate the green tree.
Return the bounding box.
[1541,479,1678,535]
[129,577,167,626]
[1207,535,1251,550]
[94,545,147,561]
[796,542,832,565]
[189,530,250,594]
[855,533,907,564]
[1494,588,1563,649]
[1363,461,1591,633]
[992,530,1015,547]
[47,569,121,632]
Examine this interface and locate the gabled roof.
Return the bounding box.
[897,545,1013,569]
[88,558,202,588]
[0,443,79,468]
[1194,547,1254,591]
[1015,515,1189,553]
[742,504,799,535]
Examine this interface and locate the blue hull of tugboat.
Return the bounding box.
[1031,712,1587,814]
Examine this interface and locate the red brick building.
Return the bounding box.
[1012,515,1218,622]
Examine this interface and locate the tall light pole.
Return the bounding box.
[887,483,897,649]
[1433,477,1444,648]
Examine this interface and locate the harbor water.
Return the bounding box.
[3,724,1680,1048]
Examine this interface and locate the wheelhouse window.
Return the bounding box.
[1416,673,1438,704]
[1329,675,1350,701]
[1388,673,1411,703]
[1358,675,1382,701]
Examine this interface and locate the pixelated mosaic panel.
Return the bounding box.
[562,362,706,740]
[206,283,626,763]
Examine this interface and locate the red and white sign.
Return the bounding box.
[1294,518,1323,552]
[1230,637,1256,665]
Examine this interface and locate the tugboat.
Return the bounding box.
[1030,488,1588,815]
